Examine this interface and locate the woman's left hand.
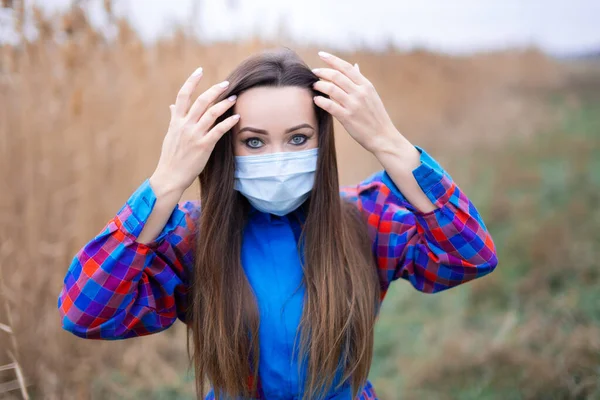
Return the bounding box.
[312,51,436,212]
[312,51,405,155]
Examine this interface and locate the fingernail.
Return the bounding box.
[219,80,230,88]
[232,114,240,120]
[318,51,331,58]
[354,63,360,71]
[228,95,237,102]
[192,67,203,76]
[312,68,320,74]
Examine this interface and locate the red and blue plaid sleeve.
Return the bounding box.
[341,146,497,299]
[58,179,200,340]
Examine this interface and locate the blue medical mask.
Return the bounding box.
[234,148,318,216]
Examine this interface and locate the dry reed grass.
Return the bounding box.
[0,2,578,398]
[0,272,29,399]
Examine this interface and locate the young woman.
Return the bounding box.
[58,48,498,400]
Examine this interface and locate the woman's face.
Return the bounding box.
[232,86,319,156]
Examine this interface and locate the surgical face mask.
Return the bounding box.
[234,148,318,216]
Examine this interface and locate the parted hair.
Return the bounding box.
[188,48,381,400]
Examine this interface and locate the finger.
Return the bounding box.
[204,114,241,144]
[312,80,351,107]
[318,51,366,86]
[169,104,175,117]
[186,80,231,123]
[195,94,237,134]
[312,67,357,94]
[174,67,204,118]
[313,95,346,119]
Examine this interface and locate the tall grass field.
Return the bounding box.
[1,3,598,399]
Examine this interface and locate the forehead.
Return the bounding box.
[234,86,316,130]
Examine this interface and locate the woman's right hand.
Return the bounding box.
[150,67,240,197]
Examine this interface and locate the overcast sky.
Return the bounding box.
[5,0,600,54]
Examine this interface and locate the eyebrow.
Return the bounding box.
[237,123,315,135]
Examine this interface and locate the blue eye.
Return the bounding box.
[245,138,264,149]
[290,135,307,146]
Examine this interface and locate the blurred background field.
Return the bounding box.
[1,1,599,399]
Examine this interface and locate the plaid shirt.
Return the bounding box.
[58,147,497,399]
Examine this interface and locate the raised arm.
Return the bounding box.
[58,181,199,339]
[312,51,497,299]
[58,66,242,339]
[341,147,498,299]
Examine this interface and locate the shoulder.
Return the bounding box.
[339,171,417,240]
[340,171,404,211]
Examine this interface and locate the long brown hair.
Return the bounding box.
[188,48,381,400]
